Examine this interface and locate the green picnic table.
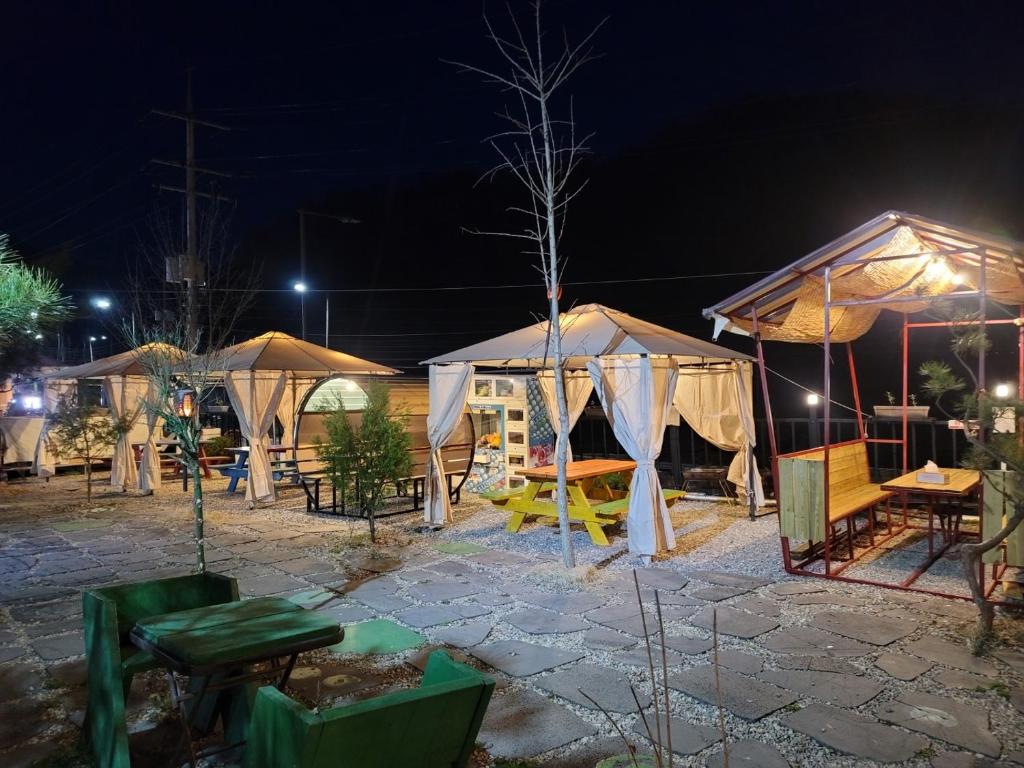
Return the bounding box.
[130,596,342,767]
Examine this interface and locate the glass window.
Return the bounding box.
[303,378,369,412]
[474,380,492,397]
[507,408,524,422]
[471,406,503,450]
[508,431,524,445]
[495,379,514,397]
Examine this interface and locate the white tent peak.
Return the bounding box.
[212,331,399,377]
[45,342,185,379]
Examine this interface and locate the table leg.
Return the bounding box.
[199,445,212,479]
[928,500,934,558]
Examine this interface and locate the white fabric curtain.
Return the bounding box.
[673,361,764,508]
[225,371,288,503]
[424,363,474,525]
[104,376,148,491]
[536,370,593,462]
[34,379,75,477]
[138,384,164,493]
[275,376,317,450]
[587,357,678,556]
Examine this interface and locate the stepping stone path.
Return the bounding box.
[519,591,607,614]
[715,649,764,674]
[586,604,659,636]
[905,636,998,676]
[878,691,1001,757]
[689,585,749,602]
[426,560,477,578]
[394,604,488,628]
[584,628,635,651]
[432,541,488,555]
[690,571,773,589]
[468,550,531,567]
[784,702,927,762]
[769,581,827,596]
[406,580,479,602]
[470,639,583,677]
[479,689,597,759]
[507,609,589,634]
[759,668,884,707]
[761,626,872,657]
[691,606,779,638]
[30,632,83,661]
[633,567,688,591]
[705,740,789,768]
[659,633,713,654]
[616,646,687,667]
[433,622,492,648]
[812,609,918,645]
[875,652,933,681]
[631,716,720,756]
[330,619,424,655]
[932,669,991,689]
[733,597,782,617]
[536,663,651,713]
[776,655,861,675]
[669,665,797,720]
[638,590,705,606]
[790,593,869,607]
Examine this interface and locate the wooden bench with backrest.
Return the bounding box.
[778,439,892,546]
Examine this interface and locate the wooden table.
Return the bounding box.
[881,467,980,586]
[487,459,684,546]
[130,596,342,766]
[218,445,294,493]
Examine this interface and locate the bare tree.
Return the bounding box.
[452,2,605,568]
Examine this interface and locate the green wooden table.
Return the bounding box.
[130,596,342,766]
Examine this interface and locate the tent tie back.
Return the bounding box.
[634,459,657,469]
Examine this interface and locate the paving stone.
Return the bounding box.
[30,632,83,660]
[244,547,296,564]
[8,600,79,624]
[23,619,76,638]
[473,593,515,607]
[812,609,917,645]
[761,626,872,657]
[47,658,87,688]
[507,609,589,634]
[541,737,628,768]
[878,691,1001,757]
[875,652,933,680]
[774,655,862,675]
[615,646,687,668]
[347,592,412,613]
[426,560,477,578]
[394,604,488,629]
[536,663,651,713]
[0,739,60,768]
[930,752,976,768]
[239,573,307,597]
[468,550,531,568]
[432,541,489,555]
[433,622,492,648]
[478,688,597,758]
[704,740,789,768]
[349,555,402,573]
[631,715,720,756]
[659,634,713,654]
[690,571,772,589]
[760,668,883,707]
[0,664,43,703]
[1011,687,1024,716]
[406,580,479,602]
[790,593,869,607]
[668,665,797,720]
[329,619,423,655]
[0,698,49,744]
[932,669,992,689]
[691,606,779,639]
[638,590,706,607]
[584,628,635,651]
[688,585,749,602]
[715,649,764,674]
[470,639,583,677]
[784,702,927,762]
[0,629,20,645]
[905,636,998,676]
[520,591,607,614]
[0,646,27,663]
[634,568,688,591]
[586,604,658,636]
[733,597,782,617]
[994,648,1024,674]
[275,557,334,576]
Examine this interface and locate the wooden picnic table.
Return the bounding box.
[487,459,684,546]
[881,467,981,586]
[218,445,296,494]
[130,596,342,766]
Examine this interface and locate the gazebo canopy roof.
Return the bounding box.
[422,303,752,369]
[44,343,185,379]
[704,211,1024,344]
[212,331,399,377]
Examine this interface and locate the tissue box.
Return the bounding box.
[916,471,949,485]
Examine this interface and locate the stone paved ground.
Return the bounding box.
[1,472,1023,767]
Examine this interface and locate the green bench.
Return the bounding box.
[244,650,494,768]
[593,488,685,517]
[82,573,241,768]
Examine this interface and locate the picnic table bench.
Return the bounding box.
[484,459,685,546]
[214,445,299,494]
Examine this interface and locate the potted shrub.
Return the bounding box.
[873,391,930,420]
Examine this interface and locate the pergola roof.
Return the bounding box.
[213,331,399,377]
[422,303,752,369]
[704,211,1024,343]
[44,343,185,379]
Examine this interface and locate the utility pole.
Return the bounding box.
[297,209,360,344]
[153,69,231,350]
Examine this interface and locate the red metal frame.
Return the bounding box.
[764,248,1021,602]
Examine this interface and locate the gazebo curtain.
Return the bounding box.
[425,363,474,525]
[587,357,678,556]
[138,384,164,493]
[673,361,764,508]
[276,376,317,449]
[225,371,287,503]
[34,379,75,477]
[536,371,593,462]
[103,376,148,492]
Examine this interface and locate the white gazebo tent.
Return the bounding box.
[44,343,184,492]
[422,304,757,557]
[211,332,398,504]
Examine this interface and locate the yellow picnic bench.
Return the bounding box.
[483,459,685,546]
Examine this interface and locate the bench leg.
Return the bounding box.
[846,518,855,560]
[584,521,610,546]
[867,506,876,546]
[506,510,527,533]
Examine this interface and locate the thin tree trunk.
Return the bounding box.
[961,496,1024,645]
[84,462,92,504]
[192,464,206,573]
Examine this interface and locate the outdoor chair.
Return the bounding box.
[244,650,495,768]
[82,572,241,768]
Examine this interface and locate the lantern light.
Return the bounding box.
[994,383,1012,399]
[175,388,196,418]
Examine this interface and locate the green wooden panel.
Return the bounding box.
[779,457,825,542]
[808,459,825,542]
[779,458,797,539]
[134,597,301,644]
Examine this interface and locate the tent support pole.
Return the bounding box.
[823,267,832,576]
[847,343,865,440]
[902,316,909,474]
[751,308,788,567]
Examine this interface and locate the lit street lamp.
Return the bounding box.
[293,282,308,340]
[806,392,820,446]
[88,336,97,362]
[91,297,112,311]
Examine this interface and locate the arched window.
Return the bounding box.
[302,377,369,412]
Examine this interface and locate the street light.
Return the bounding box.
[91,297,112,311]
[805,393,820,406]
[806,392,820,446]
[994,383,1012,399]
[88,336,97,362]
[293,282,308,340]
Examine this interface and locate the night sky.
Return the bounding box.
[3,1,1024,413]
